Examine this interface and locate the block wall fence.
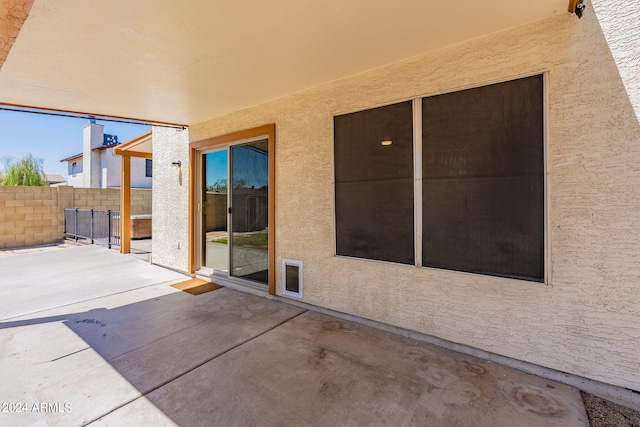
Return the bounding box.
[0,186,152,249]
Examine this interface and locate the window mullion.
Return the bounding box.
[413,98,422,268]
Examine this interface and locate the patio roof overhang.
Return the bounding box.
[112,131,152,255]
[113,131,152,158]
[1,0,574,126]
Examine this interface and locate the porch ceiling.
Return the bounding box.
[0,0,570,126]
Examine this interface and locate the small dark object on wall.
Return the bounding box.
[575,0,586,19]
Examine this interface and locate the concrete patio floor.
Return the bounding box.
[0,245,591,426]
[0,244,182,320]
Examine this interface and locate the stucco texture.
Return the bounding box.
[151,127,190,273]
[155,1,640,391]
[0,0,34,69]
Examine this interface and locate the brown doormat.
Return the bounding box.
[171,278,223,295]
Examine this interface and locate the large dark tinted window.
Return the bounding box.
[422,75,544,281]
[334,101,415,264]
[333,75,544,282]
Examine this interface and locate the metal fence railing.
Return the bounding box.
[64,209,120,249]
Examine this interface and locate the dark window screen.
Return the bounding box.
[334,101,414,264]
[422,75,544,281]
[145,159,153,177]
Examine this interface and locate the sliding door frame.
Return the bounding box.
[189,124,276,295]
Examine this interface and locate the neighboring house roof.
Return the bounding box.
[59,133,121,162]
[45,174,66,184]
[60,153,83,162]
[0,172,66,185]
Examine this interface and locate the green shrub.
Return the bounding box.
[0,154,47,186]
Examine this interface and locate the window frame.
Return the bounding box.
[332,73,548,284]
[333,99,416,265]
[145,159,153,178]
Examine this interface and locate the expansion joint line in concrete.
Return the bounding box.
[50,347,91,362]
[82,309,308,426]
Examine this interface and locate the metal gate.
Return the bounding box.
[64,209,120,248]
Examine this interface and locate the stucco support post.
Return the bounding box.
[120,155,131,253]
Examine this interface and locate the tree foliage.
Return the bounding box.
[206,178,228,193]
[205,178,249,193]
[0,154,47,186]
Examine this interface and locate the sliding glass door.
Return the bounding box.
[202,150,229,272]
[200,139,269,286]
[230,139,269,283]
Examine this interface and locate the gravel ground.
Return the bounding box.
[583,392,640,427]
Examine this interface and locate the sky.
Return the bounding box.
[0,109,150,178]
[204,144,269,189]
[205,150,228,187]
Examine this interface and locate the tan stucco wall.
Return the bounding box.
[151,127,190,272]
[0,186,152,248]
[154,2,640,391]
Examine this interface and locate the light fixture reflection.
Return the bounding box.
[381,140,393,146]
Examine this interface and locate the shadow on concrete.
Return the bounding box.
[0,286,589,426]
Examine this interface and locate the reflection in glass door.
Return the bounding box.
[230,139,269,284]
[202,150,229,272]
[200,139,269,286]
